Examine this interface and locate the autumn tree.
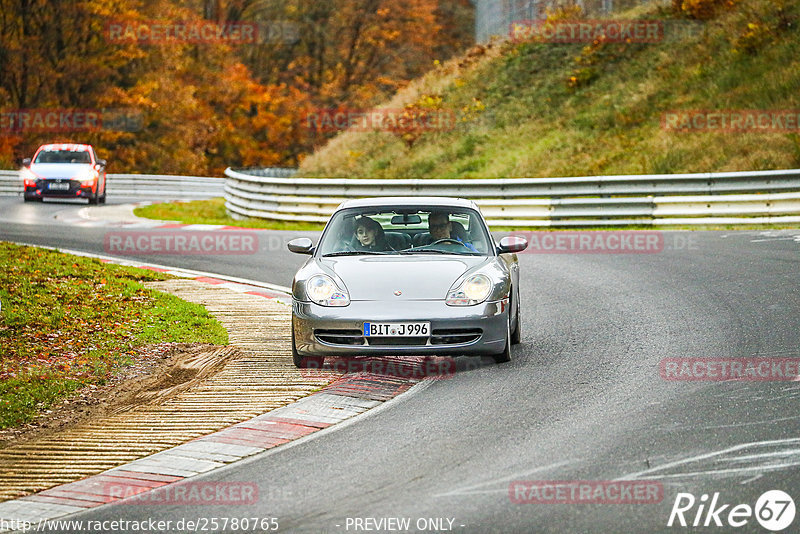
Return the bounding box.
[232,0,473,105]
[0,0,474,172]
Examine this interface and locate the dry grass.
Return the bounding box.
[299,0,800,179]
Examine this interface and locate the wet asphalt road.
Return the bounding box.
[2,196,799,533]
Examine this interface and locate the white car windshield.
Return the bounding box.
[318,207,491,256]
[34,150,91,164]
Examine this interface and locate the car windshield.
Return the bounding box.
[34,150,91,164]
[318,207,491,256]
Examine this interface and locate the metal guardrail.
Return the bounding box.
[224,167,800,226]
[104,174,225,198]
[6,166,799,226]
[0,170,225,199]
[0,170,20,195]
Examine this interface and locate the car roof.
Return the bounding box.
[37,143,92,152]
[335,197,478,211]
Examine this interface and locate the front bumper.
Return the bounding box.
[292,298,508,357]
[25,179,95,199]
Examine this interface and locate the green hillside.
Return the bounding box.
[299,0,800,179]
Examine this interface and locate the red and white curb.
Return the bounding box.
[0,375,422,531]
[0,244,431,531]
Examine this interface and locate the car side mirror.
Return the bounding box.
[22,158,31,167]
[96,159,107,168]
[288,237,315,255]
[497,236,528,254]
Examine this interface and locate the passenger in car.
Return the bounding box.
[353,216,391,251]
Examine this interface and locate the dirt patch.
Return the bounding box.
[0,342,239,449]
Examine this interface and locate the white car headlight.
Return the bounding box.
[76,168,98,185]
[446,274,492,306]
[20,167,38,184]
[306,274,350,306]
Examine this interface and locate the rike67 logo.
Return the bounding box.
[668,490,796,531]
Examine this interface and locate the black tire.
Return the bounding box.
[23,196,35,203]
[492,314,512,364]
[88,193,98,205]
[511,291,521,345]
[99,193,106,204]
[291,319,324,369]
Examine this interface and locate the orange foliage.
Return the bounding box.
[674,0,739,19]
[0,0,473,173]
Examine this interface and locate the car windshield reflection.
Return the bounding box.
[34,150,92,164]
[318,207,491,257]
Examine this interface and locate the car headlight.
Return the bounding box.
[20,167,38,186]
[306,274,350,306]
[77,169,98,186]
[446,273,492,306]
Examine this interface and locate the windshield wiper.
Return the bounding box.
[322,250,394,257]
[398,249,482,256]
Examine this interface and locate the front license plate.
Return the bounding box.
[363,322,430,337]
[48,182,70,190]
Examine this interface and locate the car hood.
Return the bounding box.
[319,255,492,301]
[29,163,93,179]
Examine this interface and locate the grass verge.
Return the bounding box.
[0,242,228,429]
[134,198,325,231]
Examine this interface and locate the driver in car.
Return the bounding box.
[424,212,478,252]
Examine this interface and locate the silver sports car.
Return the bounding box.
[287,197,528,368]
